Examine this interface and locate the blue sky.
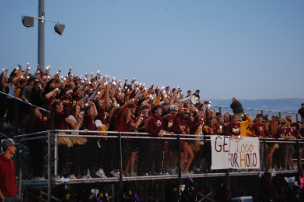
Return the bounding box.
[1,0,303,100]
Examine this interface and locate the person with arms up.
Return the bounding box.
[0,139,21,202]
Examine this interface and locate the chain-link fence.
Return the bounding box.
[11,130,304,201]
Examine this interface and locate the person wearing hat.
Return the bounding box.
[0,139,21,202]
[144,105,169,175]
[298,103,304,122]
[160,101,170,116]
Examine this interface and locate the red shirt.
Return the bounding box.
[114,104,129,134]
[252,123,266,137]
[53,103,70,130]
[146,114,164,136]
[83,115,96,131]
[96,106,107,125]
[278,126,296,138]
[225,122,241,136]
[162,114,177,132]
[203,124,219,135]
[0,154,18,196]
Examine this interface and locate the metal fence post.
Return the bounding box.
[261,110,264,116]
[219,107,222,115]
[47,131,51,202]
[118,132,123,201]
[279,112,281,118]
[297,140,301,169]
[177,134,182,187]
[54,133,58,176]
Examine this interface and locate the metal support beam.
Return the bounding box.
[38,0,45,71]
[47,131,51,202]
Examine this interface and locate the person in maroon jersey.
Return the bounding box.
[225,114,241,138]
[144,105,172,175]
[252,114,266,138]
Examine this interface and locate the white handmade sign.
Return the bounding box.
[211,136,260,170]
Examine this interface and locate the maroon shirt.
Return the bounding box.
[252,123,266,137]
[53,103,70,130]
[25,115,50,134]
[146,114,164,136]
[114,104,129,133]
[83,115,96,131]
[44,96,56,112]
[278,126,296,138]
[225,122,241,136]
[0,154,18,196]
[96,106,107,125]
[162,114,177,132]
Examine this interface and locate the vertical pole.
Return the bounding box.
[279,112,281,118]
[54,134,58,176]
[219,107,222,116]
[261,110,264,116]
[297,140,301,169]
[111,183,115,202]
[18,169,22,197]
[47,131,51,202]
[38,0,45,71]
[296,113,299,123]
[177,135,182,186]
[118,133,123,201]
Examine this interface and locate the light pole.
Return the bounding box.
[22,0,65,71]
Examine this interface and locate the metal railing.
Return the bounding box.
[12,129,304,202]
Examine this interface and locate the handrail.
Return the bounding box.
[0,90,50,113]
[14,129,304,143]
[212,104,298,115]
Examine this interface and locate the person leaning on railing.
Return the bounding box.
[24,105,50,180]
[267,117,280,171]
[49,99,71,179]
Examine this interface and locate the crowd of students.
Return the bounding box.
[0,64,303,180]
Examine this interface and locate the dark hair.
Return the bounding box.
[24,105,39,126]
[49,100,62,128]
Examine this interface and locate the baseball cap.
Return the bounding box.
[1,138,19,149]
[128,104,137,108]
[170,105,178,111]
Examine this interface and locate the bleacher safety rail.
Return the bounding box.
[9,129,304,201]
